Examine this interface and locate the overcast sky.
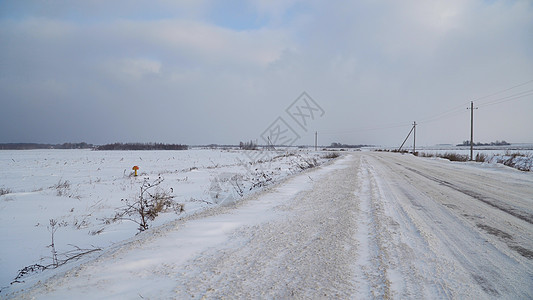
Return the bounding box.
[1,0,532,147]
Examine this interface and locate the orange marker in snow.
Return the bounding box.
[132,165,139,176]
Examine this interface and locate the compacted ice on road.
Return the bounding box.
[5,152,533,299]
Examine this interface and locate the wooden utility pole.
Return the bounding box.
[315,131,318,151]
[398,122,416,152]
[413,121,417,154]
[267,136,275,150]
[467,101,478,161]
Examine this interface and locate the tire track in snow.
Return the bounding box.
[374,153,533,262]
[366,152,533,298]
[403,166,533,225]
[357,156,454,299]
[352,156,391,299]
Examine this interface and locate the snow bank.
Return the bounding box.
[417,150,533,172]
[487,153,533,171]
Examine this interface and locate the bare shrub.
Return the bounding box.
[416,152,468,161]
[208,173,245,203]
[415,150,532,172]
[230,175,245,197]
[391,149,409,154]
[323,152,340,159]
[439,152,469,162]
[53,179,71,197]
[475,153,488,162]
[48,219,62,266]
[239,140,257,150]
[108,177,183,232]
[273,152,297,160]
[0,187,12,196]
[12,244,101,284]
[12,218,100,284]
[496,152,532,171]
[249,171,273,190]
[73,216,90,230]
[11,264,47,284]
[294,157,319,170]
[124,169,147,178]
[89,227,105,236]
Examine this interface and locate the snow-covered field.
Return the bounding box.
[0,148,330,292]
[2,150,533,298]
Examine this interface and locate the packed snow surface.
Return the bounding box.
[2,151,533,298]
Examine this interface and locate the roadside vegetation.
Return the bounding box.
[418,152,469,162]
[0,187,12,196]
[328,142,373,149]
[106,176,183,232]
[12,219,101,284]
[375,149,532,172]
[419,151,531,171]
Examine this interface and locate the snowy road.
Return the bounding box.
[7,153,533,299]
[358,152,533,298]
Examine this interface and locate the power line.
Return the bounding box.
[477,89,533,108]
[320,122,412,135]
[473,79,533,104]
[318,78,533,139]
[418,105,466,124]
[419,80,533,125]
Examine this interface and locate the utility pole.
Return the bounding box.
[315,131,318,151]
[398,122,416,153]
[413,121,417,154]
[267,136,275,150]
[467,101,478,161]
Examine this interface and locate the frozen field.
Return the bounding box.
[0,148,330,291]
[2,150,533,298]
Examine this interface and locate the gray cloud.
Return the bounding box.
[1,0,532,146]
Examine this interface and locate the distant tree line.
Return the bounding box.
[57,142,93,149]
[457,140,510,146]
[0,142,93,150]
[95,143,188,151]
[239,140,258,150]
[328,142,372,149]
